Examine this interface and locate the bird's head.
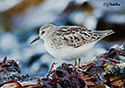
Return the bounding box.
[30,24,55,44]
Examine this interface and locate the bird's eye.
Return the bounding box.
[41,31,45,34]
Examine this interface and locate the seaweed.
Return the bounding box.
[0,41,125,88]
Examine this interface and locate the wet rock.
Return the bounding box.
[97,14,125,41]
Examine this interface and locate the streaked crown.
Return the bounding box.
[40,24,55,31]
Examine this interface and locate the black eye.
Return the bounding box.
[41,31,45,34]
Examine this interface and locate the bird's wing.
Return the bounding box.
[54,26,114,48]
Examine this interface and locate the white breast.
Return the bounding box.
[45,41,97,61]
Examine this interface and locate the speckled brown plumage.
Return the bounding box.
[52,26,113,48]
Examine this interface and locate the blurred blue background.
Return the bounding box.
[0,0,125,76]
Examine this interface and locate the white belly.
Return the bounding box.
[45,41,97,61]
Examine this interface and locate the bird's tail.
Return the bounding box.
[93,29,114,37]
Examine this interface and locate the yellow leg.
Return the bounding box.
[74,59,77,66]
[78,58,81,68]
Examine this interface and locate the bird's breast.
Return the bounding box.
[44,40,97,61]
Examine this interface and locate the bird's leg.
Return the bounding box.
[74,59,77,66]
[78,58,81,68]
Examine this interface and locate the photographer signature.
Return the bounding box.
[103,2,120,7]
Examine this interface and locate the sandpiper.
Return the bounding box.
[30,24,114,67]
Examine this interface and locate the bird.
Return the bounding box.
[30,24,114,67]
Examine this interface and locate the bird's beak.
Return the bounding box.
[30,36,40,44]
